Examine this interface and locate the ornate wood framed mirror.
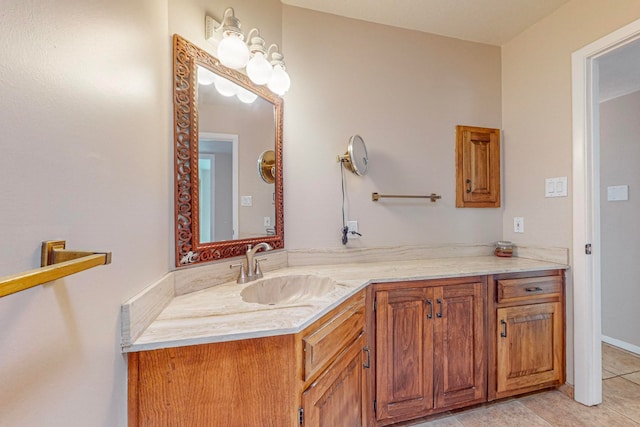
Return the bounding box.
[173,34,284,267]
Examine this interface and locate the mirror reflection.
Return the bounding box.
[197,66,276,243]
[173,34,283,267]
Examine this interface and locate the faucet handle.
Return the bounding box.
[254,257,267,279]
[230,262,248,284]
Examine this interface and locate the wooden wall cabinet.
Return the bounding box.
[372,278,486,426]
[488,271,566,400]
[456,125,501,208]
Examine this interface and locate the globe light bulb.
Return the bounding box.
[217,34,249,70]
[246,52,273,85]
[267,64,291,96]
[237,87,258,104]
[214,77,239,97]
[197,66,216,86]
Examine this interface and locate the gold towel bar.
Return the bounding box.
[372,192,442,203]
[0,240,112,298]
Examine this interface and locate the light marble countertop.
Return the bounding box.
[124,255,568,353]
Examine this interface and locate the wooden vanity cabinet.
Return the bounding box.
[299,290,368,427]
[371,277,487,426]
[301,333,366,426]
[127,290,368,427]
[455,125,501,208]
[128,334,298,427]
[488,270,565,400]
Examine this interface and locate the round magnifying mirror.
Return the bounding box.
[342,134,369,176]
[257,150,276,184]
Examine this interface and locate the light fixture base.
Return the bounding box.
[205,16,222,43]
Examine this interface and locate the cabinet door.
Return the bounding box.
[456,125,500,208]
[302,333,366,427]
[434,282,486,408]
[375,287,434,422]
[496,302,563,395]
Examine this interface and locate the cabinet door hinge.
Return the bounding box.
[585,243,592,255]
[298,407,304,425]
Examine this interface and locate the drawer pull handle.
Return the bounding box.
[525,286,543,292]
[466,179,472,193]
[500,319,507,337]
[436,299,443,318]
[426,299,433,319]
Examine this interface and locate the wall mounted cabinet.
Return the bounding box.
[455,125,501,208]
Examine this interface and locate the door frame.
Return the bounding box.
[199,132,239,239]
[571,18,640,406]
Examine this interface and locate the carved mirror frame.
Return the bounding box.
[173,34,284,267]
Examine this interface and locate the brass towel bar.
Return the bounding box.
[0,240,112,298]
[372,192,442,203]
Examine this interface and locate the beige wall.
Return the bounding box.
[501,0,640,385]
[0,0,170,426]
[600,90,640,348]
[502,0,640,247]
[4,0,639,424]
[282,6,503,249]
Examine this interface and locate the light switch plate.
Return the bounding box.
[545,177,568,197]
[607,185,629,201]
[241,195,253,206]
[514,217,524,233]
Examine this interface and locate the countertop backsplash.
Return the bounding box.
[121,243,569,352]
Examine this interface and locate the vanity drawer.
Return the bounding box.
[303,295,365,381]
[497,276,562,303]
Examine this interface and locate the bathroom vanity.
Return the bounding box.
[124,254,567,427]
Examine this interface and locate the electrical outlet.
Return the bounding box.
[347,220,359,239]
[264,217,271,227]
[514,217,524,233]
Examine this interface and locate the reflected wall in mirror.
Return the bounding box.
[173,34,283,267]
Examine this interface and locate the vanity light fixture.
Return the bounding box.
[207,8,250,70]
[266,44,291,96]
[205,10,291,96]
[246,29,273,85]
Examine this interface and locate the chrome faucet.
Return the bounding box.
[231,242,272,284]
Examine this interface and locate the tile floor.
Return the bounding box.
[408,343,640,426]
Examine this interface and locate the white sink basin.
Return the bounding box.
[240,275,337,305]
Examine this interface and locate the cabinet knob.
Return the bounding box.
[466,179,472,193]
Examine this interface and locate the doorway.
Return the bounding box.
[571,18,640,406]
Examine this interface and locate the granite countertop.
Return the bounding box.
[124,255,568,353]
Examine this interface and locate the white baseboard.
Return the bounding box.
[602,335,640,356]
